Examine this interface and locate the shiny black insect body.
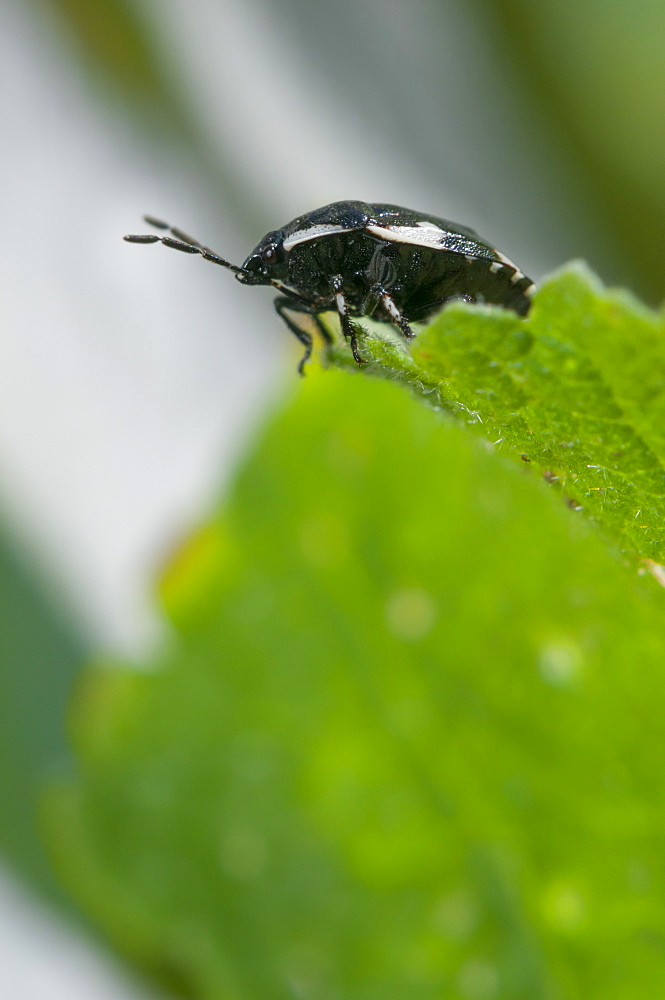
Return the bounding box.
[125,200,534,373]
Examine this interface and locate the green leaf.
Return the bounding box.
[482,0,665,303]
[47,370,665,999]
[330,265,665,564]
[47,0,174,111]
[0,529,85,896]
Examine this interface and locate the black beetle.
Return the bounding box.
[125,200,534,373]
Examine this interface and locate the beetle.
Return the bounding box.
[125,200,534,374]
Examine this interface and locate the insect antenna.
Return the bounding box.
[124,216,248,275]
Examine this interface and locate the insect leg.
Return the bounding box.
[298,309,333,345]
[274,297,331,345]
[330,276,365,366]
[369,285,415,341]
[274,297,323,375]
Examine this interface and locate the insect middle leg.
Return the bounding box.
[330,276,365,365]
[363,283,415,341]
[274,297,331,375]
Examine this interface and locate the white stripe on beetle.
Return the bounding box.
[493,249,519,269]
[366,224,450,249]
[283,224,350,251]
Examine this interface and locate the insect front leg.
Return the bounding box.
[330,276,365,366]
[274,297,332,375]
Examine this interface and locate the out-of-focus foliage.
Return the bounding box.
[485,0,665,302]
[47,0,173,111]
[47,370,665,999]
[329,267,665,564]
[46,0,265,229]
[0,530,84,895]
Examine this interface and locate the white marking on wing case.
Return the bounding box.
[283,224,350,251]
[366,224,450,249]
[494,249,519,269]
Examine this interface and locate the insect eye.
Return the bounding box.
[261,243,277,263]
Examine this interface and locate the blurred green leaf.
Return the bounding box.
[482,0,665,302]
[0,529,85,895]
[43,0,266,230]
[329,266,665,564]
[47,0,173,111]
[47,370,665,998]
